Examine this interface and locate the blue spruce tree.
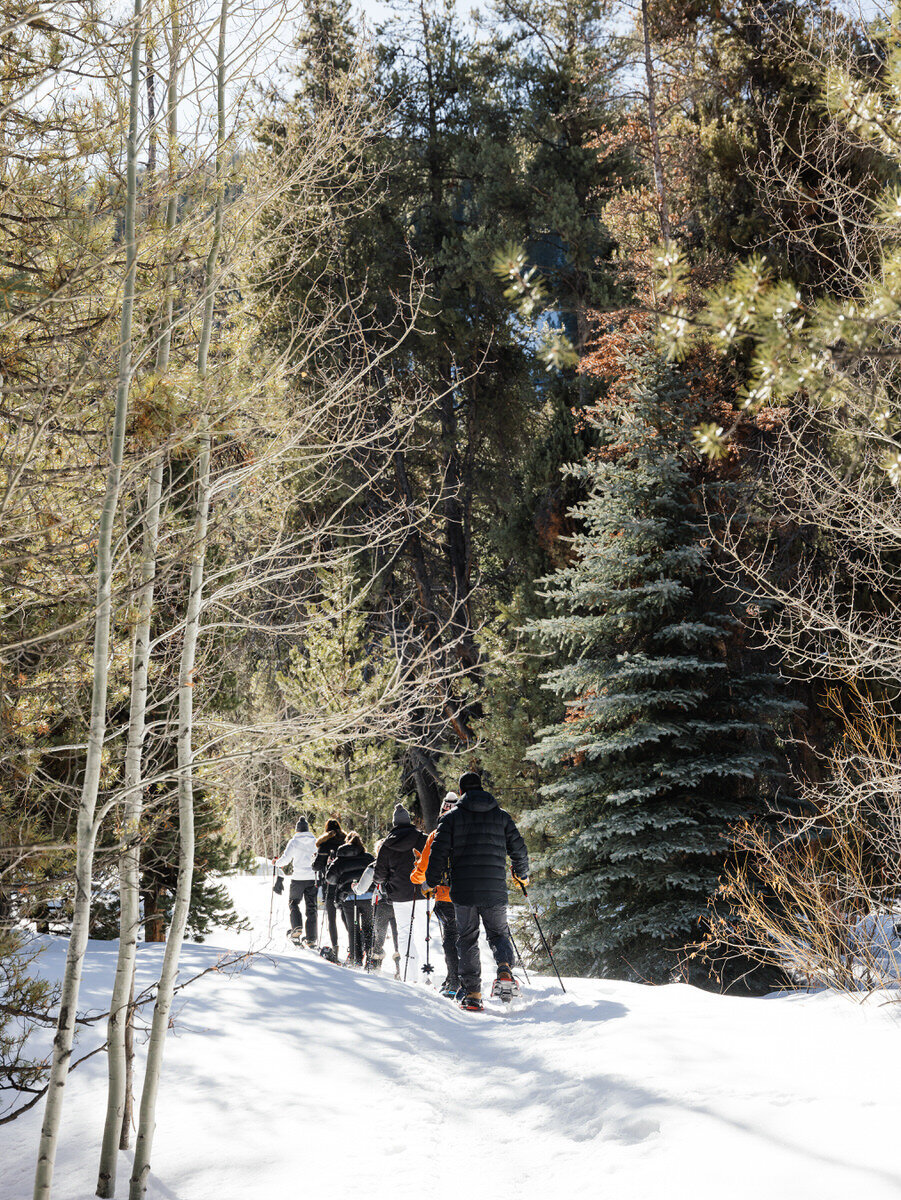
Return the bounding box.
[524,353,794,984]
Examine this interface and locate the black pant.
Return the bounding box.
[371,898,399,958]
[434,900,459,987]
[340,897,372,964]
[454,903,514,994]
[289,880,318,941]
[323,882,340,950]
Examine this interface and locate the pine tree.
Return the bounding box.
[276,570,402,839]
[524,353,794,984]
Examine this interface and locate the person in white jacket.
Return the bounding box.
[274,817,318,944]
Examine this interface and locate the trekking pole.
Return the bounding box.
[267,862,276,940]
[403,895,417,982]
[509,928,531,986]
[517,880,565,994]
[368,888,379,972]
[421,895,434,978]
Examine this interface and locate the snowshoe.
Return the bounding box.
[302,939,317,951]
[460,991,483,1012]
[365,952,383,973]
[491,965,521,1005]
[319,946,338,964]
[288,927,304,943]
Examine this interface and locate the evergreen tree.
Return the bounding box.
[265,0,626,825]
[276,570,402,839]
[524,353,794,984]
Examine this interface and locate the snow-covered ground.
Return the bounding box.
[4,869,901,1200]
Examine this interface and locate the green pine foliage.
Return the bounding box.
[0,930,58,1121]
[88,789,253,943]
[276,570,402,838]
[524,354,795,983]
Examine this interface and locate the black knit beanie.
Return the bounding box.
[459,772,481,795]
[295,816,309,833]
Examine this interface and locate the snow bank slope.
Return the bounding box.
[3,872,901,1200]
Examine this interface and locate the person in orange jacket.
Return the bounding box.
[411,792,459,998]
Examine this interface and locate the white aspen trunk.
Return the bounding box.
[119,975,135,1149]
[95,464,163,1198]
[96,8,180,1189]
[33,6,143,1198]
[129,7,227,1195]
[128,434,209,1200]
[641,0,670,242]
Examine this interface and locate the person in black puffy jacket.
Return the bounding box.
[371,805,427,974]
[313,817,346,956]
[425,772,529,1009]
[325,833,375,965]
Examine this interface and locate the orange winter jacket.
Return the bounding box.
[411,831,450,902]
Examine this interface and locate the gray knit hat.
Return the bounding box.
[393,804,412,826]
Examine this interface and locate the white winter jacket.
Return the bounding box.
[276,831,317,881]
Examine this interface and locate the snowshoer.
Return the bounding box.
[424,772,529,1012]
[368,836,400,974]
[372,804,427,980]
[411,792,460,997]
[313,817,346,958]
[274,817,318,946]
[325,832,375,966]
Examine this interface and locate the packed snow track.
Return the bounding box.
[3,871,901,1199]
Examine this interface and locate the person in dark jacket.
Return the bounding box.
[313,817,346,957]
[371,805,427,978]
[325,832,375,966]
[424,772,529,1011]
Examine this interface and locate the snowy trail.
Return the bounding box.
[3,872,901,1199]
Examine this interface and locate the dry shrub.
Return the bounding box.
[702,688,901,995]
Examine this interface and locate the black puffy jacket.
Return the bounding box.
[424,788,529,907]
[325,844,375,900]
[373,824,427,902]
[313,830,344,878]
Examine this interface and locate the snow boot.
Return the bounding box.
[302,938,317,951]
[288,927,304,943]
[319,946,338,963]
[491,964,520,1004]
[439,977,459,999]
[460,991,483,1012]
[392,952,401,981]
[366,951,384,973]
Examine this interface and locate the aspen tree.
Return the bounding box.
[33,3,144,1196]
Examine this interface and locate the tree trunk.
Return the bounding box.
[141,883,165,942]
[97,9,180,1184]
[96,464,162,1198]
[33,5,143,1196]
[119,979,135,1150]
[129,434,211,1200]
[129,4,225,1191]
[641,0,670,242]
